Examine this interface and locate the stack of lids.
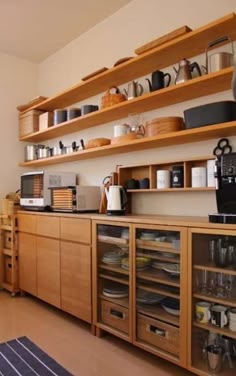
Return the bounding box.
[102,283,128,298]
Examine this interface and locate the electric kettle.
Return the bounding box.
[105,185,128,215]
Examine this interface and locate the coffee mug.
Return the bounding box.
[196,301,211,324]
[211,305,228,328]
[156,170,170,189]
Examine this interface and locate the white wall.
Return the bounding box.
[37,0,236,216]
[0,52,37,202]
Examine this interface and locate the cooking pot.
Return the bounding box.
[205,36,234,73]
[24,145,37,161]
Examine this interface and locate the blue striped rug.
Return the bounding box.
[0,336,72,375]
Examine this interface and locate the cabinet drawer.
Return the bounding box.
[37,216,60,238]
[101,300,129,334]
[137,313,179,356]
[60,218,91,244]
[18,214,36,234]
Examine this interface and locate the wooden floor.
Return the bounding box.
[0,291,193,376]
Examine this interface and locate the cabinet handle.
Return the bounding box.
[110,309,125,320]
[148,324,166,337]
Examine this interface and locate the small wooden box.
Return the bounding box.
[101,300,129,334]
[137,313,179,355]
[39,111,53,131]
[19,109,44,137]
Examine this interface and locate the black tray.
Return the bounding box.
[184,101,236,129]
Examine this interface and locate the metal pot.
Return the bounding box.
[37,145,51,159]
[24,145,37,161]
[205,36,234,73]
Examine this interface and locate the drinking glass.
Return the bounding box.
[215,272,227,298]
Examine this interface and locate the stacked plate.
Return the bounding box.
[162,263,180,277]
[102,283,129,298]
[139,232,156,241]
[136,290,164,305]
[161,297,180,316]
[102,251,124,266]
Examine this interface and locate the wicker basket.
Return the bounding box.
[101,86,126,109]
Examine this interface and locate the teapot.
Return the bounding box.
[124,81,143,100]
[173,58,201,85]
[146,70,171,91]
[105,185,128,215]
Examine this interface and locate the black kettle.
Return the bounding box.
[173,58,201,85]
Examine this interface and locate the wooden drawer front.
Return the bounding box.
[18,214,36,234]
[60,218,91,244]
[101,300,129,334]
[37,216,60,238]
[137,313,179,356]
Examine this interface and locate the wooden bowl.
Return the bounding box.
[145,116,184,137]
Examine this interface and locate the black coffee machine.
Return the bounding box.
[209,152,236,223]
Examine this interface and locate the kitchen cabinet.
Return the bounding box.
[92,219,188,367]
[18,212,93,324]
[60,217,92,323]
[18,13,236,166]
[188,227,236,375]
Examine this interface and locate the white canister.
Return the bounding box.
[191,167,207,188]
[114,124,130,137]
[207,159,216,187]
[156,170,170,189]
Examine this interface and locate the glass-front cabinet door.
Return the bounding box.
[92,221,132,342]
[188,228,236,376]
[133,224,187,367]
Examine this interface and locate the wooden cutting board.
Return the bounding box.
[135,25,192,55]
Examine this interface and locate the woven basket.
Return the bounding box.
[101,86,126,109]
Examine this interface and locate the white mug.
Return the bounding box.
[156,170,170,189]
[191,167,207,188]
[114,124,130,137]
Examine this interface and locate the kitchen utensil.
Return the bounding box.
[146,70,171,91]
[145,116,184,136]
[134,25,192,55]
[124,81,143,100]
[81,67,109,81]
[105,185,128,215]
[213,138,232,158]
[204,36,234,74]
[184,100,236,129]
[173,58,201,84]
[36,145,51,159]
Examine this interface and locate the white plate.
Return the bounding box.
[162,304,180,316]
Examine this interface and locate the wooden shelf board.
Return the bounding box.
[137,268,180,287]
[99,263,129,276]
[193,321,236,340]
[194,264,236,276]
[20,119,236,167]
[128,187,215,192]
[20,67,233,144]
[136,238,174,250]
[99,273,129,285]
[136,252,180,263]
[20,13,236,113]
[99,294,129,308]
[193,293,236,307]
[137,283,180,299]
[137,304,179,326]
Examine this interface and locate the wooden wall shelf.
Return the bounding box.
[20,67,233,143]
[21,13,236,114]
[19,121,235,166]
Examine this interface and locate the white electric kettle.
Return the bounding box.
[105,185,128,215]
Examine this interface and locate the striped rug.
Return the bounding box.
[0,336,72,375]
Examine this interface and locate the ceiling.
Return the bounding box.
[0,0,132,63]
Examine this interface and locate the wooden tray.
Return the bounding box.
[135,25,192,55]
[81,67,109,81]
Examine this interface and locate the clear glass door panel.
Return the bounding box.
[96,224,130,335]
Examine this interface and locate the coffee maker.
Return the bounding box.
[209,152,236,223]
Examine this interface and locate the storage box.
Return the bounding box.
[19,109,44,137]
[39,111,54,131]
[184,101,236,129]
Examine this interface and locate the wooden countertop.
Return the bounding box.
[17,210,236,230]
